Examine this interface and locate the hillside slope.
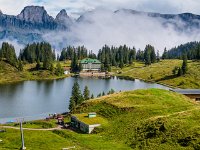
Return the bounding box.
[0,61,24,84]
[0,61,68,84]
[113,60,200,88]
[74,89,200,149]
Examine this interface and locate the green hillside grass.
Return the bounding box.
[113,60,200,88]
[0,61,69,84]
[74,89,200,149]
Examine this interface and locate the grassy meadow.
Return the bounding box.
[74,89,200,149]
[113,60,200,88]
[0,61,71,84]
[1,89,199,149]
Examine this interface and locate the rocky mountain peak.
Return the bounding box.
[17,6,53,23]
[56,9,70,21]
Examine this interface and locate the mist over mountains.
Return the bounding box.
[1,6,200,53]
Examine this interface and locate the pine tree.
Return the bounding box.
[69,96,76,112]
[97,93,102,97]
[71,51,79,73]
[144,46,151,66]
[18,60,23,71]
[150,48,156,63]
[83,86,90,100]
[71,81,83,105]
[0,42,17,67]
[162,48,168,59]
[91,94,94,99]
[181,54,188,75]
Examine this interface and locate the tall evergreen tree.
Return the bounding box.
[70,81,83,107]
[144,45,156,65]
[19,42,55,64]
[150,48,156,63]
[181,54,188,75]
[162,48,168,59]
[43,56,51,70]
[70,50,79,73]
[144,45,151,65]
[0,42,17,67]
[69,96,76,112]
[91,94,94,99]
[83,86,90,100]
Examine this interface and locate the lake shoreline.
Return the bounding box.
[0,74,71,85]
[116,75,177,89]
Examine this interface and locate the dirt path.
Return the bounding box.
[148,106,200,121]
[0,125,63,131]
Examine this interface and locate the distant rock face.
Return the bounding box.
[17,6,54,23]
[56,9,69,22]
[0,6,73,44]
[111,9,200,32]
[56,9,73,27]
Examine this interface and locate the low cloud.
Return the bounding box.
[43,9,200,53]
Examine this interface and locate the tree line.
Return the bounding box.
[69,81,116,112]
[162,42,200,60]
[1,41,176,75]
[19,42,56,70]
[61,44,158,72]
[0,42,23,71]
[59,46,96,61]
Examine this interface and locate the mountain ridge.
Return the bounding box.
[1,6,200,46]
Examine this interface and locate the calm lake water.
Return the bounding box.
[0,77,169,123]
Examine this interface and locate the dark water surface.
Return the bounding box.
[0,77,169,123]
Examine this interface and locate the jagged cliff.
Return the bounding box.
[0,6,72,44]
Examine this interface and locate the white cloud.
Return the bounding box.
[43,9,200,54]
[1,0,200,54]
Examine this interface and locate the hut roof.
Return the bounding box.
[80,58,101,64]
[72,113,105,125]
[171,89,200,95]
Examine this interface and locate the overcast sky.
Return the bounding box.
[1,0,200,18]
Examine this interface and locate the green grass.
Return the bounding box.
[0,61,70,84]
[3,120,58,129]
[1,89,200,149]
[73,89,200,149]
[72,113,108,125]
[113,60,200,88]
[0,125,130,150]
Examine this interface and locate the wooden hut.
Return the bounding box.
[170,89,200,101]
